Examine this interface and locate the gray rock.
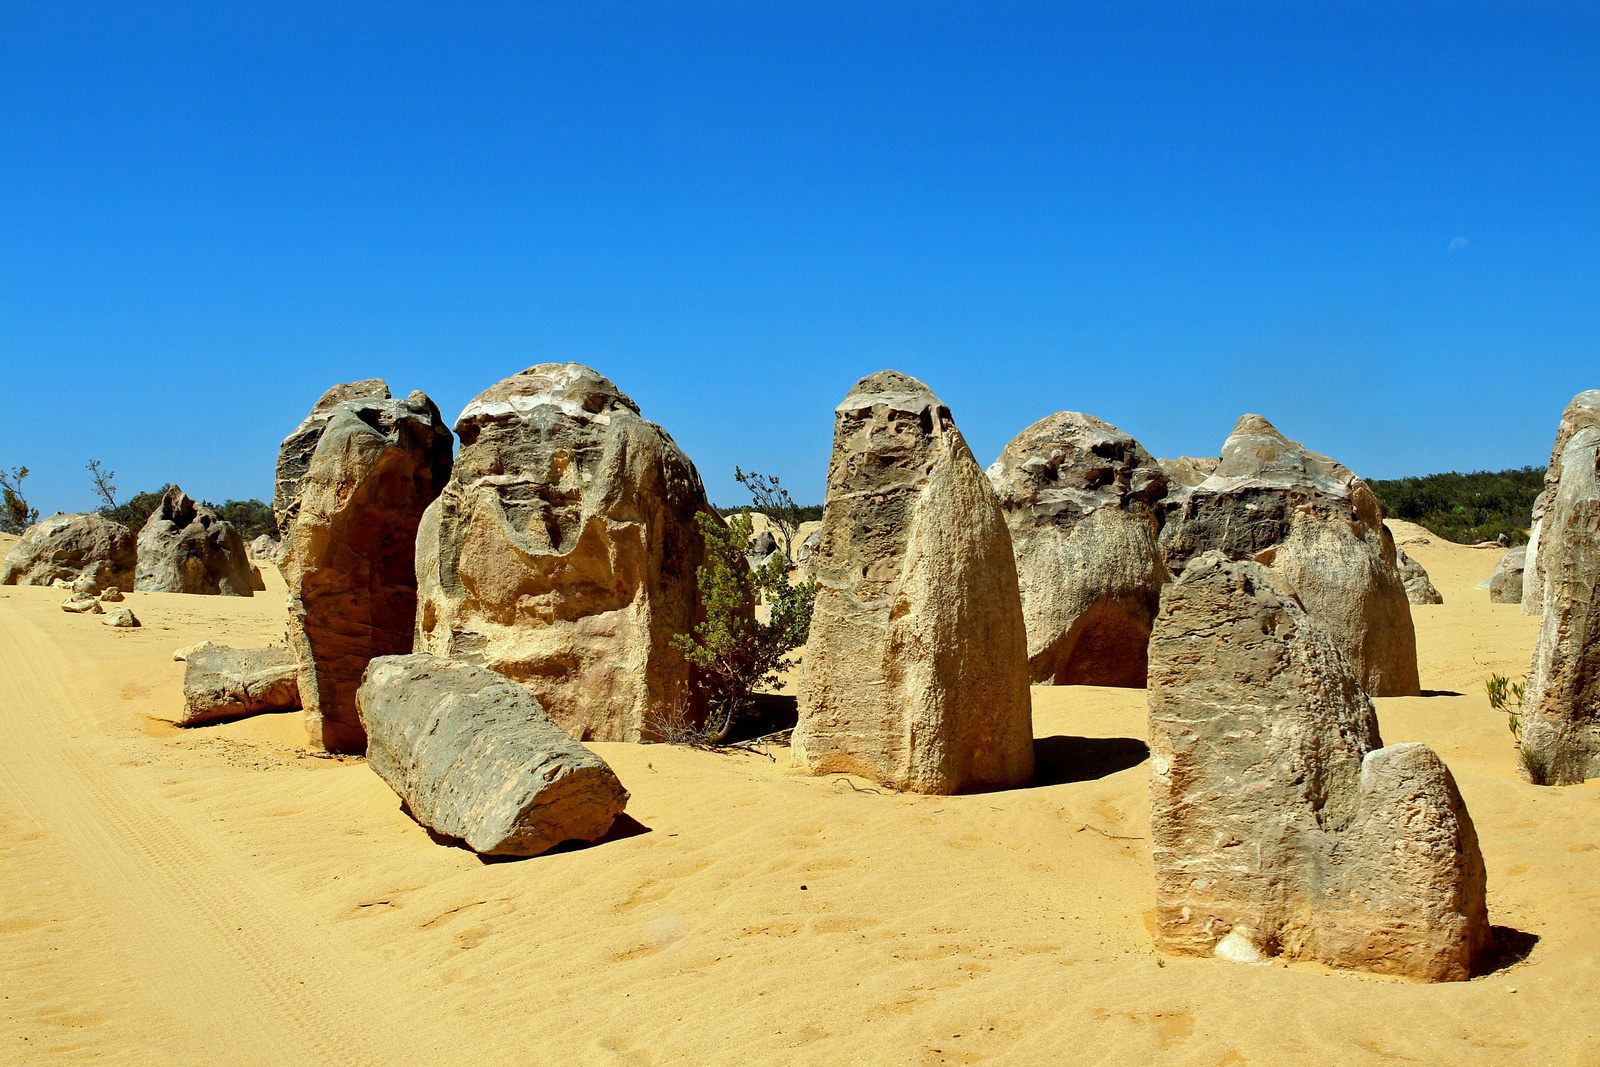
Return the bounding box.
[1520,427,1600,784]
[273,379,391,538]
[793,371,1033,794]
[61,594,103,614]
[989,412,1171,686]
[98,586,125,602]
[1,512,136,589]
[1156,455,1219,489]
[1396,546,1444,605]
[1488,545,1526,604]
[745,528,783,570]
[1523,391,1600,616]
[357,654,629,857]
[102,607,140,628]
[248,534,281,562]
[414,363,714,743]
[1160,415,1420,696]
[134,488,255,596]
[178,645,301,726]
[1148,553,1490,981]
[796,528,822,567]
[281,391,454,753]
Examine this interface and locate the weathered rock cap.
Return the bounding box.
[274,378,392,534]
[134,487,255,596]
[454,362,640,443]
[358,654,629,856]
[1,512,136,589]
[177,645,302,726]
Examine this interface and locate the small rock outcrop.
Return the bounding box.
[1488,545,1526,604]
[1519,427,1600,784]
[99,586,124,602]
[281,390,453,753]
[178,645,301,726]
[1523,391,1600,616]
[414,363,715,743]
[273,378,392,537]
[357,654,629,857]
[1397,547,1443,605]
[745,529,783,570]
[1160,415,1420,696]
[102,607,139,628]
[134,488,255,596]
[1,513,136,589]
[61,594,102,614]
[793,371,1033,794]
[1148,553,1491,981]
[248,534,280,562]
[988,412,1171,686]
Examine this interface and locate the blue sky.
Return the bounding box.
[3,1,1597,515]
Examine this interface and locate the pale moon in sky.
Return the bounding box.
[1449,237,1470,252]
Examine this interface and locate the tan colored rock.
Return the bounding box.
[1161,415,1420,696]
[61,594,102,614]
[178,645,300,726]
[273,378,391,537]
[1397,546,1443,605]
[173,640,216,662]
[1156,455,1219,488]
[988,412,1171,686]
[248,534,280,562]
[134,488,255,596]
[1488,545,1526,604]
[98,586,124,602]
[1,512,135,589]
[1523,391,1600,616]
[102,606,139,628]
[793,371,1033,794]
[414,363,715,743]
[357,654,629,857]
[1519,427,1600,784]
[1148,553,1490,981]
[282,391,454,753]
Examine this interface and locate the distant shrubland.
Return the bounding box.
[715,503,824,525]
[1367,466,1544,545]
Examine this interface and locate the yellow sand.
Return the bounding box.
[2,528,1598,1066]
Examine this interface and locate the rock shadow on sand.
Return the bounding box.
[1477,926,1539,976]
[1031,735,1150,787]
[403,806,652,863]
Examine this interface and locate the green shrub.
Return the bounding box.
[0,466,39,534]
[1368,466,1544,545]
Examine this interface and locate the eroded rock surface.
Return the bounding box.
[1,513,135,589]
[1160,415,1420,696]
[249,534,281,562]
[281,391,453,753]
[989,412,1171,686]
[178,645,300,726]
[1489,545,1527,605]
[1520,427,1600,784]
[357,654,628,857]
[274,379,392,537]
[414,363,713,743]
[1397,546,1443,605]
[134,488,255,596]
[793,371,1033,794]
[1156,456,1219,488]
[1148,553,1490,981]
[1524,391,1600,616]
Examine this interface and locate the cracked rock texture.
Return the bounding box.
[179,645,301,726]
[135,488,254,597]
[274,379,391,538]
[2,512,136,590]
[1520,427,1600,785]
[1148,553,1490,981]
[358,654,628,857]
[988,412,1171,686]
[1489,545,1526,605]
[794,371,1033,794]
[1160,414,1419,696]
[414,363,714,743]
[281,390,453,753]
[1523,391,1600,617]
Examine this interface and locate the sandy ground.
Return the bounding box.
[2,526,1598,1066]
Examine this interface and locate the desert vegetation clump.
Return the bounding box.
[1486,672,1548,785]
[670,509,816,744]
[1369,466,1544,545]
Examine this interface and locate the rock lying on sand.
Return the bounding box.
[61,594,102,614]
[281,388,453,754]
[248,534,280,562]
[988,412,1171,687]
[414,363,714,743]
[1524,391,1600,617]
[178,645,300,726]
[794,371,1033,794]
[1397,547,1444,605]
[99,586,124,602]
[273,378,392,538]
[249,564,266,591]
[357,654,629,857]
[1519,427,1600,785]
[102,607,139,628]
[1489,545,1526,605]
[1147,552,1491,981]
[1160,414,1421,697]
[135,488,255,596]
[1,512,135,590]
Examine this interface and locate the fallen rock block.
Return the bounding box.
[103,607,140,628]
[1489,545,1527,605]
[172,640,215,662]
[61,595,103,614]
[178,645,301,726]
[99,586,125,602]
[357,654,629,857]
[1397,547,1443,605]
